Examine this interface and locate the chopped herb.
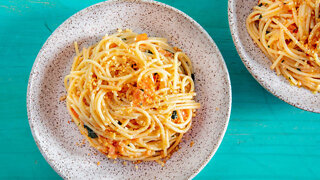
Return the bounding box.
[139,102,143,106]
[146,50,153,54]
[140,89,144,92]
[166,49,174,54]
[118,121,122,125]
[266,30,270,34]
[281,60,285,63]
[171,110,178,119]
[191,73,195,81]
[268,45,270,48]
[259,14,262,19]
[297,68,301,71]
[289,77,291,80]
[78,122,80,126]
[122,38,127,41]
[84,125,98,138]
[258,3,263,7]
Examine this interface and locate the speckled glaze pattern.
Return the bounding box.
[228,0,320,113]
[27,0,231,179]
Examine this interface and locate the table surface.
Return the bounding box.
[1,0,320,179]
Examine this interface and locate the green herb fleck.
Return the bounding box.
[266,30,270,34]
[289,77,291,80]
[171,110,178,119]
[146,50,153,54]
[191,74,195,81]
[84,125,98,138]
[118,121,122,125]
[122,38,127,41]
[139,102,143,106]
[166,49,174,54]
[281,60,285,63]
[140,89,144,92]
[297,68,301,71]
[259,14,262,19]
[258,3,263,7]
[268,45,270,48]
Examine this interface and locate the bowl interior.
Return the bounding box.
[27,1,231,179]
[228,0,320,112]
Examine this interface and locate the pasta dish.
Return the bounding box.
[64,29,200,162]
[247,0,320,92]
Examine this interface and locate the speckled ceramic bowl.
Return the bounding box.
[27,0,231,179]
[228,0,320,113]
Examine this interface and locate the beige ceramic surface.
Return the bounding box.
[27,0,231,179]
[228,0,320,113]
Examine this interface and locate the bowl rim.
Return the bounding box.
[228,0,319,113]
[27,0,232,179]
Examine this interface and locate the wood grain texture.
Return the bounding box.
[0,0,319,179]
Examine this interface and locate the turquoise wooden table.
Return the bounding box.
[1,0,320,179]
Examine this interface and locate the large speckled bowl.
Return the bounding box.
[228,0,320,113]
[27,0,231,179]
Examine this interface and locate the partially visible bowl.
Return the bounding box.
[228,0,320,113]
[27,0,231,179]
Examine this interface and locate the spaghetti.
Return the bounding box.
[246,0,320,92]
[64,29,200,162]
